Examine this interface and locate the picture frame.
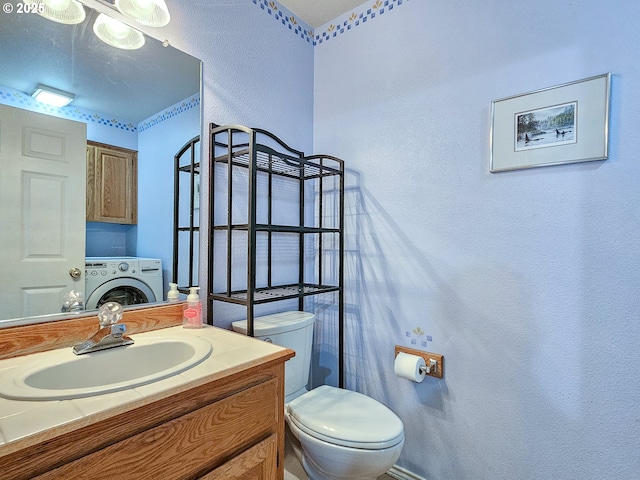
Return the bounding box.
[490,73,610,172]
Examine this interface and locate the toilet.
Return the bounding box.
[232,311,404,480]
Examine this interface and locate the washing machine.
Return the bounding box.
[85,257,164,310]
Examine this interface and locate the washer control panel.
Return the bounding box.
[85,257,162,279]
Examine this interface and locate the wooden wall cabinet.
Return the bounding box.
[87,141,138,224]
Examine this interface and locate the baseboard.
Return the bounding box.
[386,465,427,480]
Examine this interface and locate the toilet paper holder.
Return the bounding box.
[394,345,444,379]
[420,358,439,375]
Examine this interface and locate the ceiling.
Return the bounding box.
[278,0,366,28]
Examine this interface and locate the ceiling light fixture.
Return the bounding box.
[93,13,145,50]
[115,0,170,27]
[24,0,86,25]
[31,84,75,107]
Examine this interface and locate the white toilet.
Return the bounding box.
[232,311,404,480]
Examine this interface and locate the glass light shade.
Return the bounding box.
[32,84,74,107]
[93,13,145,50]
[23,0,85,25]
[115,0,170,27]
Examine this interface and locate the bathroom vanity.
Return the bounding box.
[0,305,294,479]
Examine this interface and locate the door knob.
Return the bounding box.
[69,267,82,279]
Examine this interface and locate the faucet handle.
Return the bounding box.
[98,302,124,327]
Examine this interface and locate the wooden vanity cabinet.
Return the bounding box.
[201,434,277,479]
[3,354,291,480]
[86,141,138,224]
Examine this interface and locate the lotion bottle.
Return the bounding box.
[183,286,202,328]
[167,283,180,302]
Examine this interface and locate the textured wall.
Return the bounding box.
[313,1,640,478]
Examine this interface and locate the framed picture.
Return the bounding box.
[490,73,610,172]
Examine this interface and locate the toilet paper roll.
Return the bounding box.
[394,352,426,383]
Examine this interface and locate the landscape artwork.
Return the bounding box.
[515,102,577,152]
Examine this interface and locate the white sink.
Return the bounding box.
[0,336,212,401]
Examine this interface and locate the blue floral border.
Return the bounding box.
[0,86,138,132]
[0,85,200,134]
[253,0,409,46]
[138,96,200,132]
[315,0,408,45]
[252,0,314,44]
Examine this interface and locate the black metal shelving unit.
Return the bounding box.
[208,124,345,386]
[172,135,200,294]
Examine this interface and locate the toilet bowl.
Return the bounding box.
[285,385,404,480]
[232,311,405,480]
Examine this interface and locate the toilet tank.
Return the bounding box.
[231,311,315,400]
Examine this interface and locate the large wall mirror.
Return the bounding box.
[0,0,202,326]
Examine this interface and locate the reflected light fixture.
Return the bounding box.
[115,0,170,27]
[31,84,75,107]
[93,13,145,50]
[23,0,86,24]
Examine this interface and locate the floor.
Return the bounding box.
[284,441,394,480]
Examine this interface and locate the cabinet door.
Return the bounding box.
[199,434,277,480]
[87,142,137,224]
[33,378,279,480]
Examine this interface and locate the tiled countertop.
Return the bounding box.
[0,325,285,449]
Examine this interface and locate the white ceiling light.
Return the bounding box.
[24,0,86,24]
[93,13,145,50]
[115,0,170,27]
[31,84,75,107]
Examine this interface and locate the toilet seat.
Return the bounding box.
[286,385,404,450]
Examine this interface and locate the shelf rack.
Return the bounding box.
[208,124,345,386]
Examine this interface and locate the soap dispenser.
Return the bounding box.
[167,283,180,302]
[183,286,202,329]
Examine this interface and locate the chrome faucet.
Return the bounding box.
[73,302,134,355]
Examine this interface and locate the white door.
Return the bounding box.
[0,105,87,321]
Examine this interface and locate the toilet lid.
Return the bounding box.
[286,385,404,450]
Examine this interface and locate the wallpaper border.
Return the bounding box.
[253,0,410,46]
[0,85,200,134]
